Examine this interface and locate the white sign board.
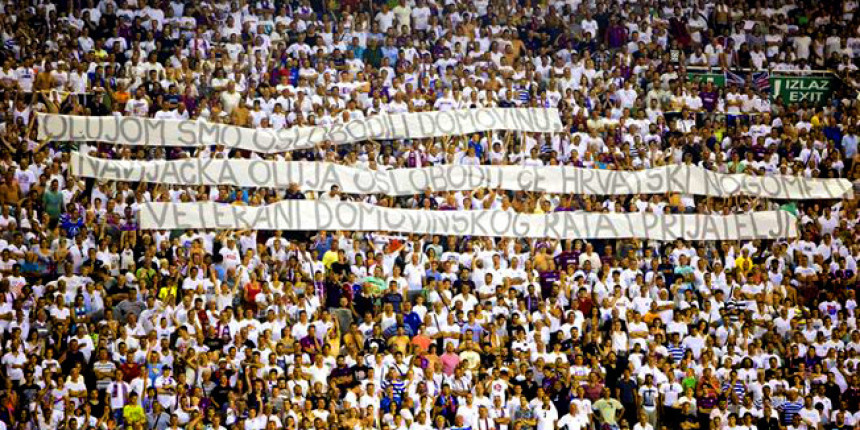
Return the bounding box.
[139,201,799,240]
[72,152,853,200]
[38,108,563,152]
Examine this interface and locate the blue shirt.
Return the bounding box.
[468,139,484,159]
[214,263,227,281]
[381,46,399,65]
[146,363,164,385]
[844,134,858,158]
[313,236,333,257]
[404,312,423,334]
[461,322,485,342]
[425,269,442,282]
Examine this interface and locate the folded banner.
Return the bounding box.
[73,152,853,200]
[38,108,562,152]
[139,201,798,240]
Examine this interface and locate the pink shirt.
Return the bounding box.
[440,352,460,375]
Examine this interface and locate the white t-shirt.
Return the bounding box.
[2,352,25,381]
[412,7,431,30]
[125,98,149,117]
[536,406,559,430]
[793,36,813,59]
[392,5,411,29]
[219,247,241,270]
[375,10,396,32]
[558,414,587,430]
[15,67,35,92]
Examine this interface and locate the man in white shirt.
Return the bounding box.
[536,397,559,430]
[638,374,659,428]
[154,366,177,410]
[392,0,411,31]
[125,87,150,117]
[15,59,35,93]
[558,402,587,430]
[490,396,511,430]
[633,413,654,430]
[220,82,242,114]
[411,0,431,31]
[1,342,26,385]
[374,4,396,33]
[108,369,131,416]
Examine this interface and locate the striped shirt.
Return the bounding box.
[780,400,803,424]
[93,360,117,390]
[724,299,742,322]
[518,88,530,104]
[721,381,746,400]
[668,344,685,362]
[383,379,406,402]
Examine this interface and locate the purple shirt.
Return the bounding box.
[700,90,718,112]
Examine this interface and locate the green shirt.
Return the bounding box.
[43,190,63,218]
[363,276,386,295]
[674,265,694,282]
[682,376,697,390]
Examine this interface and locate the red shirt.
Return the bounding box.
[577,297,594,316]
[120,362,141,382]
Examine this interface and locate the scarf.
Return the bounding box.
[111,382,128,402]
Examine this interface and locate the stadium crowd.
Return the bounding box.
[0,0,859,429]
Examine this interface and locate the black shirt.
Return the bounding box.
[353,291,374,316]
[603,361,622,392]
[551,383,571,416]
[757,416,780,430]
[329,365,356,393]
[677,414,699,430]
[88,399,106,419]
[364,337,385,352]
[330,261,350,277]
[325,281,343,309]
[211,383,232,408]
[17,382,40,406]
[203,336,224,352]
[61,350,87,375]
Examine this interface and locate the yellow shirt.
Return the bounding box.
[158,284,178,301]
[123,405,145,424]
[322,250,339,269]
[734,256,754,275]
[811,115,821,128]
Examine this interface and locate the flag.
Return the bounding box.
[725,70,745,86]
[752,71,770,92]
[780,202,798,217]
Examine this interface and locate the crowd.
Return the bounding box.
[0,0,860,430]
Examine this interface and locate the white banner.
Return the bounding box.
[38,108,562,153]
[73,152,853,200]
[139,201,798,240]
